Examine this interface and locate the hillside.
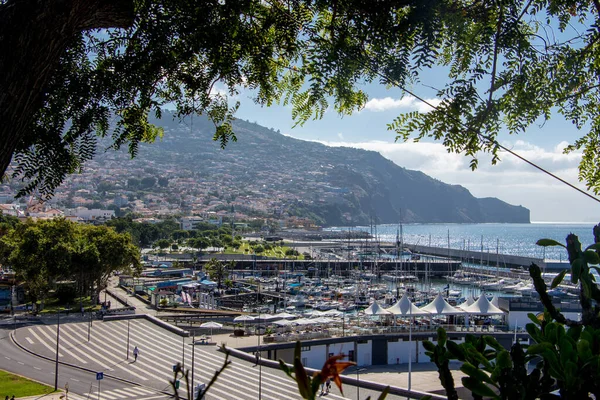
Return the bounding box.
[126,111,530,225]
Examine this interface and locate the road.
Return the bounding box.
[2,316,402,400]
[0,320,166,400]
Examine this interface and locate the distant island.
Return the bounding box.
[2,110,529,226]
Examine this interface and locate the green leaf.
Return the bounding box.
[572,259,583,284]
[483,336,504,352]
[527,313,542,326]
[461,362,494,385]
[376,386,390,400]
[551,270,568,288]
[585,243,600,252]
[583,250,600,265]
[496,350,512,369]
[462,377,499,399]
[536,239,566,248]
[279,359,294,379]
[422,341,435,352]
[294,356,310,398]
[294,341,301,361]
[437,327,447,347]
[447,340,465,360]
[582,278,592,298]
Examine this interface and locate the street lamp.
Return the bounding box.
[54,310,61,390]
[356,367,367,400]
[126,319,130,359]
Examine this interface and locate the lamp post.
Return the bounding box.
[356,367,367,400]
[54,310,61,390]
[258,291,262,400]
[191,332,196,392]
[126,319,130,359]
[408,300,413,398]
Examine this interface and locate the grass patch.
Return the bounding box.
[0,370,57,398]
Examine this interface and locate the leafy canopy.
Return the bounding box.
[7,0,600,196]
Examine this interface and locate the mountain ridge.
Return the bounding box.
[134,111,530,226]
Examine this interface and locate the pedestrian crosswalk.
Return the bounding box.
[66,385,168,400]
[20,319,355,400]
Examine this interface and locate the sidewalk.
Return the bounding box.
[102,276,156,316]
[210,331,467,397]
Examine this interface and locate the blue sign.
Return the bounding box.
[96,372,103,380]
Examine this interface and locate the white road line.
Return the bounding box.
[111,388,139,397]
[54,326,114,369]
[89,323,186,383]
[125,325,297,400]
[117,387,154,395]
[90,391,119,400]
[125,323,302,400]
[39,325,88,364]
[33,367,41,370]
[64,324,156,382]
[28,327,62,357]
[25,337,34,344]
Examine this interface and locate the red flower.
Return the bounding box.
[316,354,356,394]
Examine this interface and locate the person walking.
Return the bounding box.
[133,346,139,362]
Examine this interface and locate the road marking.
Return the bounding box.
[117,387,154,395]
[53,327,114,371]
[33,367,41,370]
[28,328,62,357]
[39,325,88,365]
[26,337,34,344]
[90,391,119,400]
[62,324,150,381]
[17,362,24,365]
[71,378,80,382]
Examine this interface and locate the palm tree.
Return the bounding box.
[205,258,227,290]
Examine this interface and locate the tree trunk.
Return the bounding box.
[0,0,134,177]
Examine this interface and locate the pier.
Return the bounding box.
[406,244,545,270]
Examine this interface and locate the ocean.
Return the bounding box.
[326,222,600,262]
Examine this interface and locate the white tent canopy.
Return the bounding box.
[294,318,318,325]
[458,293,476,310]
[200,321,223,329]
[462,295,505,315]
[233,315,255,322]
[364,301,391,315]
[420,293,465,315]
[385,294,430,316]
[272,319,295,326]
[272,312,296,319]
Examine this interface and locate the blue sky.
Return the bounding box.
[226,75,599,223]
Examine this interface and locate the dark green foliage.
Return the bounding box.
[55,284,77,304]
[428,224,600,399]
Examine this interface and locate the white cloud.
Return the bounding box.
[337,132,344,140]
[363,96,442,113]
[308,138,597,222]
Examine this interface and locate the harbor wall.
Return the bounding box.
[407,244,545,270]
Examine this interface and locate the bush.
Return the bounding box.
[55,284,77,304]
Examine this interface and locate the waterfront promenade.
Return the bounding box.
[1,280,467,400]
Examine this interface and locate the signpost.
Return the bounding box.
[96,372,103,400]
